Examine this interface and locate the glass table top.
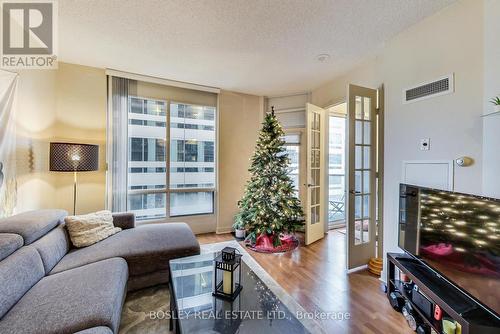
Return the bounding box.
[169,252,309,334]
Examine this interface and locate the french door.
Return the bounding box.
[305,103,326,245]
[346,84,380,270]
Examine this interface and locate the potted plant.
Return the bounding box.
[233,214,246,239]
[490,96,500,113]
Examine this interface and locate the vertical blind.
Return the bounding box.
[110,77,130,212]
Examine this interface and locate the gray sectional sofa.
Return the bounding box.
[0,209,200,334]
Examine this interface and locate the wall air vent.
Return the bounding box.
[403,74,454,104]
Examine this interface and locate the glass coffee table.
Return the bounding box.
[169,251,310,334]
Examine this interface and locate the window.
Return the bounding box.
[283,133,301,199]
[329,175,343,187]
[145,99,166,116]
[155,139,166,161]
[130,97,166,116]
[175,140,184,162]
[329,153,342,166]
[185,141,198,162]
[329,114,346,223]
[170,191,214,216]
[129,138,166,162]
[169,102,216,216]
[204,142,214,162]
[130,138,143,161]
[127,97,216,220]
[129,119,142,125]
[330,133,343,148]
[130,97,144,114]
[285,146,300,196]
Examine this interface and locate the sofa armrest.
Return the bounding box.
[112,212,136,229]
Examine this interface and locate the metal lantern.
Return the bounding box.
[213,247,242,300]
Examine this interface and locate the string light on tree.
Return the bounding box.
[235,107,304,248]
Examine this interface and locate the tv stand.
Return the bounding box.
[387,253,500,334]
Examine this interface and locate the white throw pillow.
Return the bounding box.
[64,210,121,248]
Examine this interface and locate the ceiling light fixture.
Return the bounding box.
[316,54,330,62]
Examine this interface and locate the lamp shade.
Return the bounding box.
[49,142,99,172]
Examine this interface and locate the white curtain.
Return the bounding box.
[0,71,18,218]
[110,76,130,212]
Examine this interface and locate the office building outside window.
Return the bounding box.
[127,97,216,220]
[329,115,346,222]
[283,133,301,198]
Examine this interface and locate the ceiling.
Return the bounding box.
[59,0,455,96]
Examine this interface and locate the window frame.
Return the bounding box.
[282,128,306,210]
[283,139,300,197]
[127,96,217,220]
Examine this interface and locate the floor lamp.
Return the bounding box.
[49,142,99,215]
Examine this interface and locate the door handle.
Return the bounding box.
[349,190,361,194]
[306,183,315,187]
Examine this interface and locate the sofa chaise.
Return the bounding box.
[0,209,200,334]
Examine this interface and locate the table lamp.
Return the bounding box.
[49,142,99,215]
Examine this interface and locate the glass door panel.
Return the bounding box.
[347,85,377,269]
[305,103,326,245]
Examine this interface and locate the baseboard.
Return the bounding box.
[215,227,233,234]
[346,264,368,274]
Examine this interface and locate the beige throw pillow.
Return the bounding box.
[65,210,121,248]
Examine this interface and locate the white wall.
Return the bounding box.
[16,63,109,215]
[311,0,486,278]
[381,0,484,273]
[482,0,500,198]
[16,69,58,212]
[217,91,264,233]
[267,93,310,129]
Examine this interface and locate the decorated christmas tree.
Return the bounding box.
[235,108,304,248]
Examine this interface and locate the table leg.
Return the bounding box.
[169,279,174,332]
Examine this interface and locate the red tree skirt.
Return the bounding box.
[246,234,299,253]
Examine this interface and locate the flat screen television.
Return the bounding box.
[398,184,500,318]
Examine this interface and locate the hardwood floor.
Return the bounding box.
[197,230,413,334]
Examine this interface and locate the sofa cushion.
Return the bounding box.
[51,223,200,277]
[127,269,170,291]
[0,246,45,319]
[0,233,23,261]
[74,327,113,334]
[0,209,67,245]
[75,326,113,334]
[112,212,135,230]
[0,258,128,334]
[65,211,121,248]
[30,224,70,273]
